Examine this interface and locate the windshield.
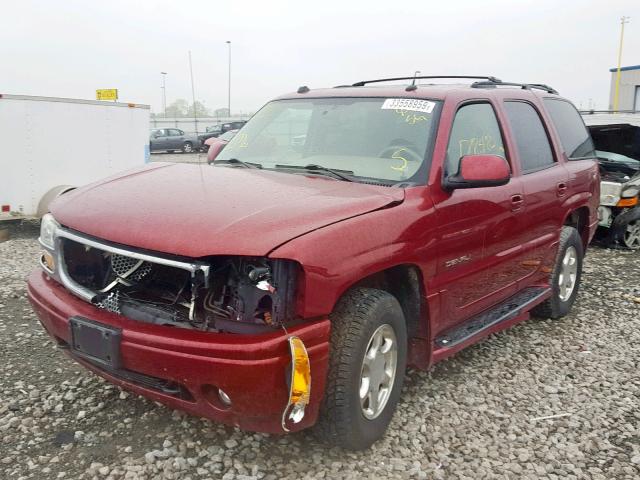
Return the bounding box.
[220,130,237,141]
[216,97,440,184]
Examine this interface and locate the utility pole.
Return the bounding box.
[160,72,167,117]
[226,41,231,117]
[613,16,630,112]
[188,51,199,137]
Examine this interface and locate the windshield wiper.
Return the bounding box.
[213,158,262,169]
[275,164,354,182]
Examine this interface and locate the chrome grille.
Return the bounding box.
[111,254,153,282]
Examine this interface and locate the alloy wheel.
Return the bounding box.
[623,220,640,249]
[558,246,578,301]
[359,324,398,420]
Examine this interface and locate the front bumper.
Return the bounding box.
[27,270,330,434]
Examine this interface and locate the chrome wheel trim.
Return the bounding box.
[623,221,640,249]
[558,246,578,302]
[183,143,193,152]
[359,323,397,420]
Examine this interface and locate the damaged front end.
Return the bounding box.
[38,216,315,427]
[40,219,300,334]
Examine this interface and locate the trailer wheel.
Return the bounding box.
[37,185,76,217]
[182,142,194,153]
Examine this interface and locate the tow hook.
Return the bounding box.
[281,336,311,432]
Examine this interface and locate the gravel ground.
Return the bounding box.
[1,221,639,480]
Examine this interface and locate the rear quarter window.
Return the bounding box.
[543,98,596,159]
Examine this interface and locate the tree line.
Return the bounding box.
[151,99,230,118]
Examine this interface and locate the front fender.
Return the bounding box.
[269,188,438,318]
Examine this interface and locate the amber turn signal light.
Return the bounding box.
[617,197,638,207]
[41,251,55,272]
[281,336,311,431]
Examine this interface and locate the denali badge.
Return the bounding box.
[445,255,471,268]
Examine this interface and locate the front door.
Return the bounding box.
[150,129,168,151]
[433,101,525,329]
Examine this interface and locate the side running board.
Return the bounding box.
[435,287,550,348]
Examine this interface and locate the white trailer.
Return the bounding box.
[0,94,150,220]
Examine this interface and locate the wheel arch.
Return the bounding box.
[37,185,76,217]
[563,206,590,249]
[337,263,429,341]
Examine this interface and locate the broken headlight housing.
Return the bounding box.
[202,257,300,334]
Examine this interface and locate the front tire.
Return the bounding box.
[182,142,193,153]
[533,226,583,319]
[316,288,407,450]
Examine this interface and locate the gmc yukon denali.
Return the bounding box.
[28,75,600,449]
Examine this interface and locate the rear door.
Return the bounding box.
[434,101,525,329]
[501,100,569,286]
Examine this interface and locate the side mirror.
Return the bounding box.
[444,154,511,190]
[207,142,227,163]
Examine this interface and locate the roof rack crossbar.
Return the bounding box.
[351,75,502,87]
[471,80,558,95]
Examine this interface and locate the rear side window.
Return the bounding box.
[504,101,554,172]
[543,98,596,159]
[445,103,505,175]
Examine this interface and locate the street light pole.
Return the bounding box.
[226,41,231,117]
[160,72,167,117]
[613,16,630,112]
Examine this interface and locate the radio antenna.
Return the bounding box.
[406,71,421,91]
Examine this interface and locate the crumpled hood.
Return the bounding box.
[51,163,404,257]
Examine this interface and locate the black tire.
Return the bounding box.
[316,288,407,450]
[182,142,193,153]
[533,226,584,319]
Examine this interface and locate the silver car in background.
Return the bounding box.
[150,128,201,153]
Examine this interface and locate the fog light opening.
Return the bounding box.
[218,388,232,407]
[201,384,232,411]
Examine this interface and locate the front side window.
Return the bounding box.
[543,98,596,159]
[216,97,441,184]
[445,103,506,175]
[504,101,555,172]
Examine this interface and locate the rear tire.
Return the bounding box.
[533,226,583,319]
[316,288,407,450]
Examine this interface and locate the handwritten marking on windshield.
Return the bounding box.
[237,133,249,148]
[391,148,409,171]
[393,109,429,125]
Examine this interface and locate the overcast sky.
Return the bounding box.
[1,0,638,114]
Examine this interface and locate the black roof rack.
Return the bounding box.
[471,80,558,95]
[347,75,559,95]
[351,75,501,87]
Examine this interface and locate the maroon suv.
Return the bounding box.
[28,76,599,449]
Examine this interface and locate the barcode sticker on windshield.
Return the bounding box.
[381,98,436,114]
